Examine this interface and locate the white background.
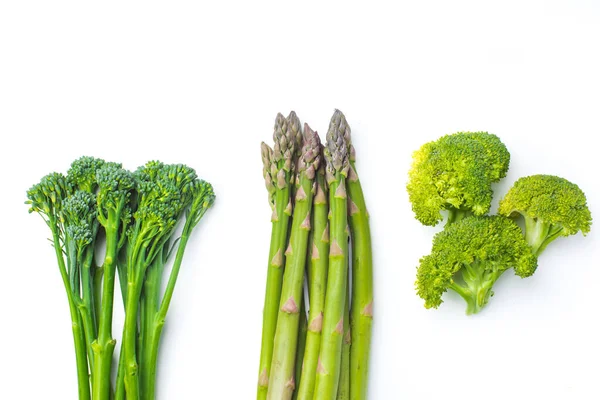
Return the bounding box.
[1,1,599,399]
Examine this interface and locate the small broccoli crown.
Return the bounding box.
[407,133,494,226]
[26,172,71,217]
[66,156,109,192]
[416,216,537,309]
[498,174,592,236]
[460,132,510,181]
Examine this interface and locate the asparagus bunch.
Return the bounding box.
[27,157,215,400]
[257,110,373,400]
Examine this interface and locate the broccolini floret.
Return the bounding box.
[498,174,592,256]
[407,131,509,226]
[416,216,537,314]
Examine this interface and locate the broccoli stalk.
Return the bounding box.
[498,175,592,256]
[407,132,510,226]
[416,216,538,315]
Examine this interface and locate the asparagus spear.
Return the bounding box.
[337,283,351,400]
[292,294,308,400]
[257,114,298,399]
[267,124,321,400]
[314,110,351,400]
[296,149,329,400]
[347,126,373,400]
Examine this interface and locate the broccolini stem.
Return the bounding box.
[92,223,119,400]
[77,249,96,370]
[347,147,373,400]
[139,251,164,399]
[114,336,126,400]
[144,226,193,399]
[123,258,145,400]
[296,161,329,400]
[50,223,91,400]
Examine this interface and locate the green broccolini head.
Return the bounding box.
[26,172,72,219]
[187,180,216,228]
[407,131,509,226]
[63,191,99,253]
[96,164,136,226]
[498,174,592,255]
[416,216,537,314]
[66,156,109,192]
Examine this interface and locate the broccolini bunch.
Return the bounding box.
[26,157,215,400]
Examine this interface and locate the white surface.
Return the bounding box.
[1,1,599,399]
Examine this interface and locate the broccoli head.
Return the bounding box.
[407,132,510,226]
[416,216,537,314]
[498,174,592,256]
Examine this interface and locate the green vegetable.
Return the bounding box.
[336,288,350,400]
[27,171,92,400]
[347,140,373,400]
[27,157,214,400]
[498,174,592,256]
[416,216,538,314]
[268,125,321,400]
[257,113,301,400]
[296,156,329,400]
[314,110,351,400]
[407,132,509,226]
[292,298,308,400]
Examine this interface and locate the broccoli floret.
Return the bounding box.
[416,216,537,314]
[498,174,592,256]
[407,132,510,226]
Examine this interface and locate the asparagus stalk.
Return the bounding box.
[267,124,321,400]
[292,294,308,400]
[296,152,329,400]
[347,138,373,400]
[314,110,351,400]
[336,283,351,400]
[257,114,298,399]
